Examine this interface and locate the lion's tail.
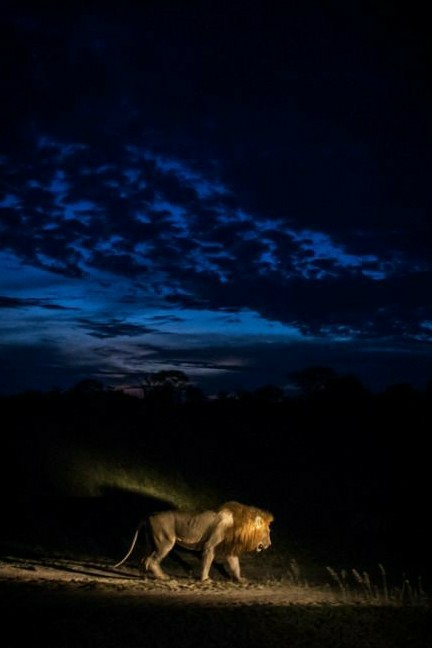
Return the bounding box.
[114,521,146,568]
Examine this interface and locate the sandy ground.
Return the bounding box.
[0,551,339,605]
[1,553,431,648]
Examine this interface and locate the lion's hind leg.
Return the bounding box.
[144,536,175,580]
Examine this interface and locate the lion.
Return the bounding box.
[114,501,274,582]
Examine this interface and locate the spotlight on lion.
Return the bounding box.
[47,445,218,510]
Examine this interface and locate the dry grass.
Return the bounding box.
[282,558,430,606]
[325,563,428,605]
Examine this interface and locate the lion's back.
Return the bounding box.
[148,509,227,547]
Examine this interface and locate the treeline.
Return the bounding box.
[1,366,431,502]
[1,366,431,472]
[4,364,431,403]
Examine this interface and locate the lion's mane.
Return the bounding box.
[216,501,274,555]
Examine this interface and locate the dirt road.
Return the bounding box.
[1,554,431,648]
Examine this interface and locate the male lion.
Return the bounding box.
[114,501,273,582]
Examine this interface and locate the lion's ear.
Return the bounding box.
[254,515,264,528]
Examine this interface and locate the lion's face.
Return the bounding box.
[217,501,274,555]
[253,514,272,552]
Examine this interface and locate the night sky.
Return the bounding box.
[1,0,431,396]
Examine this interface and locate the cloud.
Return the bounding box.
[1,2,431,395]
[77,318,156,339]
[0,296,77,311]
[1,136,431,344]
[0,342,93,394]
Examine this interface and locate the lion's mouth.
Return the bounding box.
[256,544,264,552]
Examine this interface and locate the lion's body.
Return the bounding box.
[114,501,273,582]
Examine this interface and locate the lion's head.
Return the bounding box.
[217,501,273,555]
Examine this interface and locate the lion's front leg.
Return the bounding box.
[225,555,245,582]
[200,546,216,581]
[201,522,229,581]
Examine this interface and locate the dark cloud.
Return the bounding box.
[1,131,430,339]
[1,1,431,394]
[0,296,77,311]
[77,318,155,339]
[0,342,91,394]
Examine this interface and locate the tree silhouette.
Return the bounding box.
[289,366,337,397]
[140,370,190,404]
[69,378,105,396]
[253,384,285,403]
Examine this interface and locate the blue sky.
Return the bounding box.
[1,1,431,394]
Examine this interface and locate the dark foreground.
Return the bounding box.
[2,584,431,648]
[1,570,431,648]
